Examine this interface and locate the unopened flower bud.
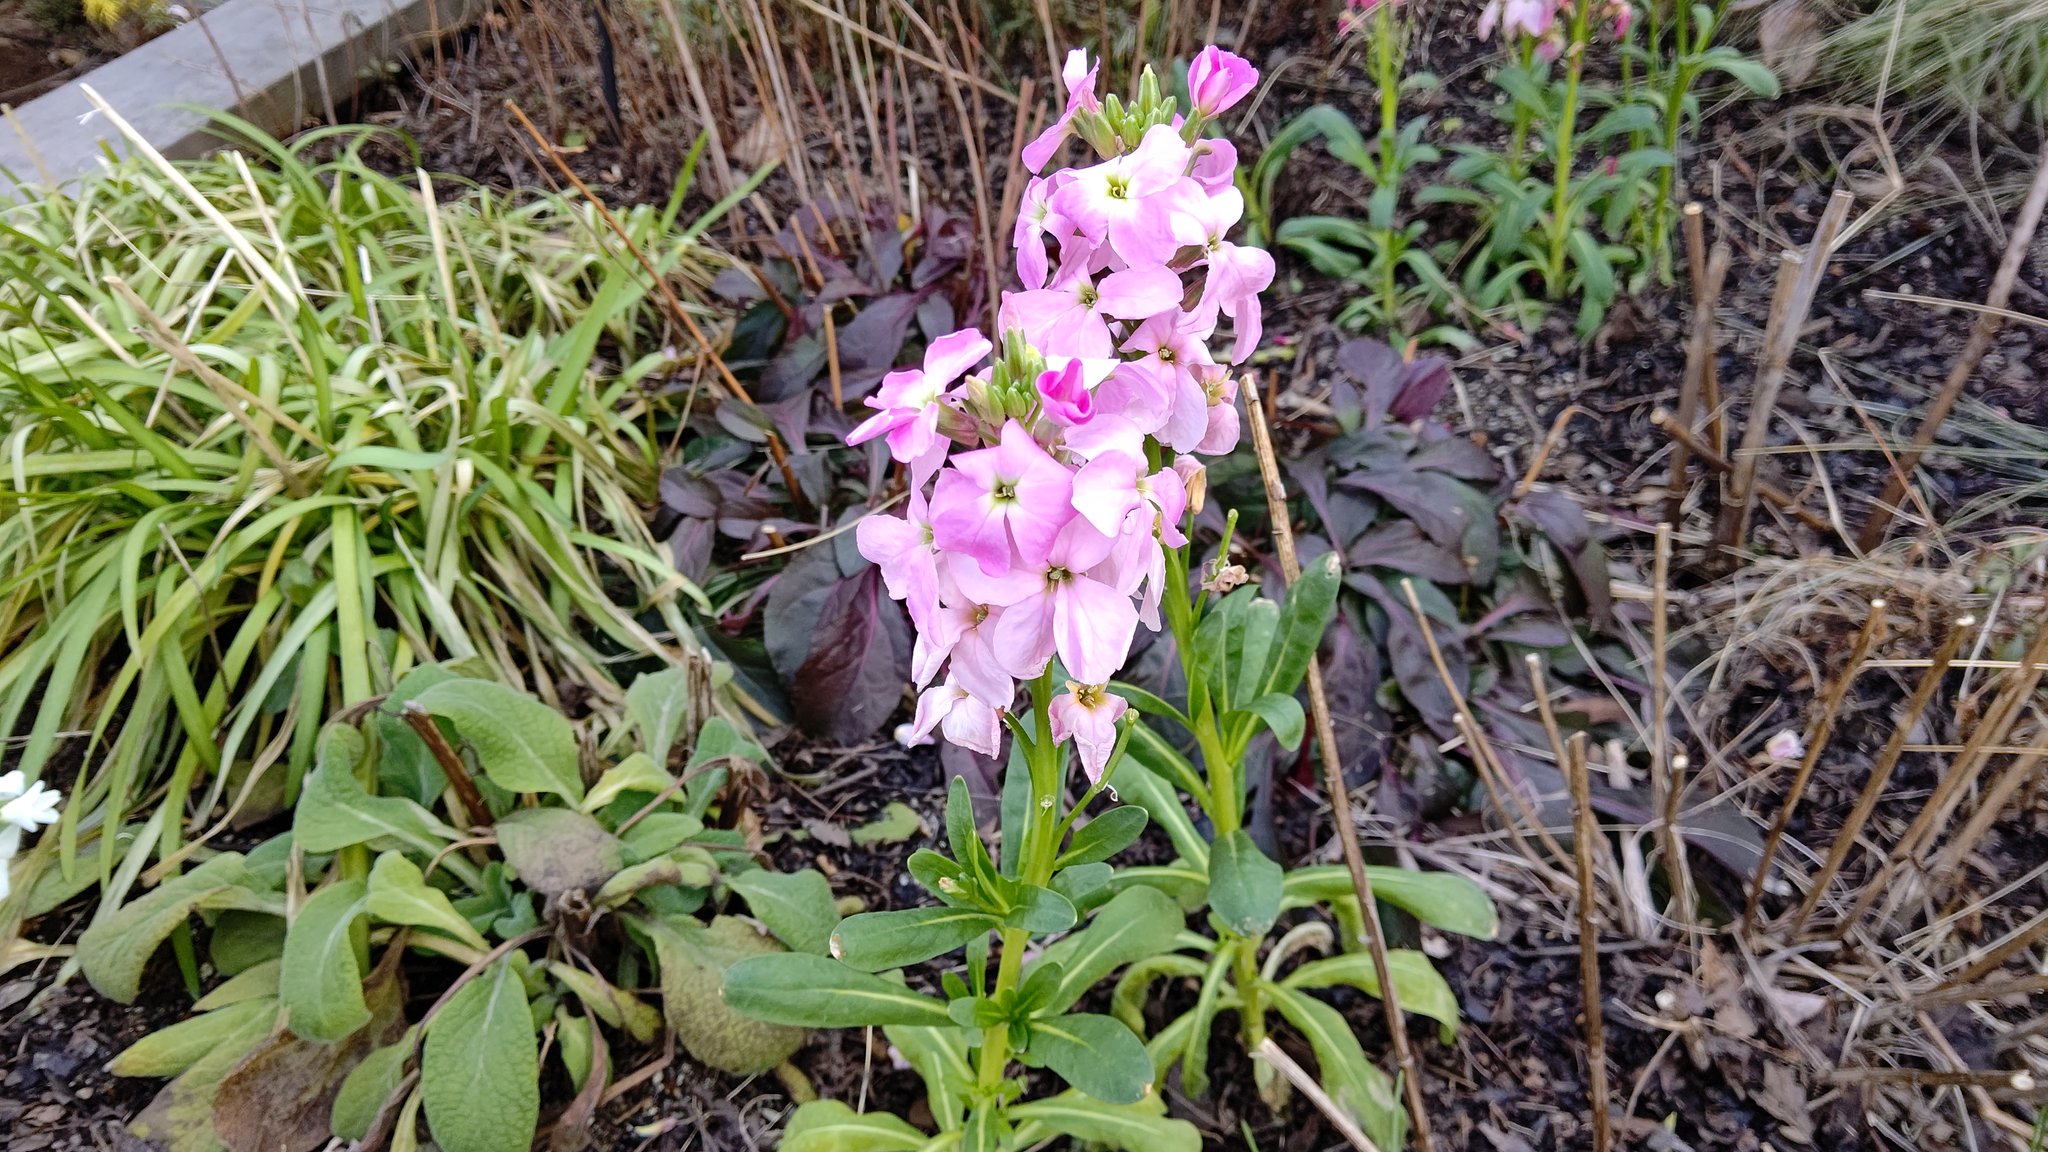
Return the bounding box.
[1172,456,1207,516]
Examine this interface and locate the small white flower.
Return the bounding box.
[1,780,61,831]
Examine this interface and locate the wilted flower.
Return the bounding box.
[1764,730,1804,761]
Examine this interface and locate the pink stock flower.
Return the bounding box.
[1189,138,1240,194]
[1186,46,1258,118]
[856,489,946,633]
[1477,0,1554,40]
[1193,370,1242,455]
[1050,123,1193,266]
[847,328,993,472]
[929,420,1074,575]
[1013,175,1077,290]
[1001,262,1185,360]
[956,517,1138,685]
[899,677,1002,757]
[1605,0,1633,36]
[914,600,1015,706]
[1035,359,1094,426]
[1022,48,1102,173]
[1173,186,1274,364]
[1072,449,1189,546]
[1049,684,1129,783]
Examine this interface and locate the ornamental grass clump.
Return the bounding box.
[726,46,1495,1151]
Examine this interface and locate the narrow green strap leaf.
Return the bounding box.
[721,953,955,1028]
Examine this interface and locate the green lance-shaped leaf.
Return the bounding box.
[721,953,955,1028]
[366,852,490,952]
[1009,1090,1202,1152]
[1282,949,1463,1043]
[1054,805,1149,869]
[1280,864,1499,939]
[414,679,583,802]
[109,998,281,1078]
[1024,1012,1155,1105]
[1208,830,1284,938]
[1029,885,1185,1014]
[883,1024,973,1131]
[294,724,460,855]
[280,877,370,1043]
[581,751,672,815]
[624,666,695,767]
[421,956,539,1152]
[779,1099,930,1152]
[331,1035,414,1142]
[726,867,841,956]
[1261,550,1343,700]
[1228,692,1306,751]
[78,853,277,1003]
[829,906,999,972]
[1266,984,1407,1152]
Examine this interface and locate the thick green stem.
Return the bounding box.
[1506,41,1537,180]
[1374,0,1400,168]
[1232,936,1267,1048]
[975,673,1066,1095]
[1545,0,1594,296]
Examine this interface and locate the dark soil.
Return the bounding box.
[0,964,181,1152]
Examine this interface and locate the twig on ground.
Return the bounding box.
[1651,409,1838,537]
[1647,525,1695,936]
[1666,217,1728,527]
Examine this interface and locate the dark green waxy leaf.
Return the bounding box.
[779,1099,929,1152]
[79,854,278,1003]
[721,953,955,1028]
[414,679,583,802]
[905,849,971,904]
[1283,949,1462,1044]
[830,906,997,971]
[1010,1090,1202,1152]
[1030,885,1185,1014]
[1050,862,1113,912]
[110,998,280,1078]
[366,852,490,951]
[1056,806,1149,869]
[1208,830,1284,938]
[421,956,539,1152]
[727,868,840,955]
[1025,1013,1154,1105]
[280,877,370,1043]
[645,916,806,1075]
[1281,865,1499,939]
[495,807,623,898]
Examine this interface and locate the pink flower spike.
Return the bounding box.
[1022,48,1101,173]
[1187,46,1258,118]
[855,490,944,633]
[1049,683,1129,784]
[1001,262,1183,360]
[1014,175,1077,290]
[930,420,1075,575]
[1071,450,1188,547]
[983,518,1136,684]
[1036,359,1095,427]
[1189,138,1239,193]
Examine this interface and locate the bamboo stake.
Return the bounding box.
[1747,599,1888,924]
[1565,733,1612,1152]
[1246,379,1438,1152]
[1783,614,1975,939]
[1718,190,1855,552]
[1665,230,1728,527]
[1255,1039,1384,1152]
[1859,144,2048,550]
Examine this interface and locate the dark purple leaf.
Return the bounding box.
[912,207,971,288]
[667,517,716,583]
[1513,488,1590,552]
[763,546,845,680]
[1335,337,1406,428]
[659,470,721,519]
[1569,536,1614,630]
[1326,427,1412,472]
[1384,599,1461,738]
[916,293,955,344]
[1386,355,1453,423]
[1321,617,1388,792]
[1348,520,1470,584]
[1345,469,1478,550]
[714,398,774,443]
[791,566,913,741]
[1481,617,1573,648]
[759,333,828,401]
[1409,432,1501,481]
[837,292,929,397]
[869,222,905,287]
[710,266,767,302]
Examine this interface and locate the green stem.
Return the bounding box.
[1232,936,1266,1048]
[1545,0,1594,295]
[1506,41,1537,180]
[1375,0,1400,169]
